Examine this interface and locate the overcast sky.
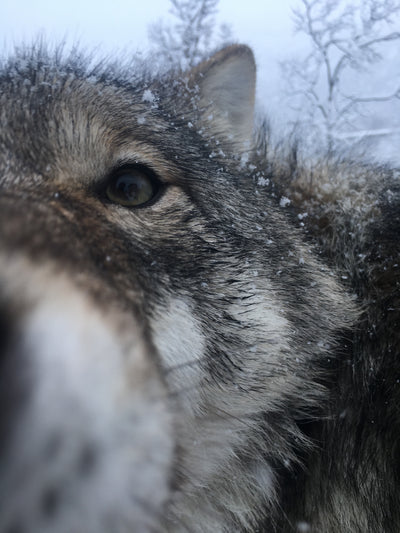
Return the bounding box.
[1,0,304,122]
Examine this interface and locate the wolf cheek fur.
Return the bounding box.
[0,43,399,532]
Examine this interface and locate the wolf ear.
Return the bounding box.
[188,45,256,152]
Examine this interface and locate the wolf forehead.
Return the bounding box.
[0,49,202,181]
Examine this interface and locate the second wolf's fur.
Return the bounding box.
[0,43,399,532]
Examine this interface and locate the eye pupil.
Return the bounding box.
[116,176,139,200]
[106,166,159,207]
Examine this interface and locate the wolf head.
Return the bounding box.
[0,45,354,532]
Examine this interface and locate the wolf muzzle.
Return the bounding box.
[0,192,174,533]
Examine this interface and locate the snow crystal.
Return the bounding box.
[137,115,146,125]
[296,522,311,533]
[240,152,249,167]
[142,89,157,107]
[386,189,395,202]
[280,196,291,208]
[142,89,154,102]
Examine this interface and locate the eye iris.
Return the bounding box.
[107,171,155,206]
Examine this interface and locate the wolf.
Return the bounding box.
[0,41,399,533]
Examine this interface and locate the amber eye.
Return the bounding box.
[106,166,161,207]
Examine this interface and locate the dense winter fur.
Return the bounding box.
[0,43,399,532]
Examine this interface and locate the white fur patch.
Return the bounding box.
[151,297,206,415]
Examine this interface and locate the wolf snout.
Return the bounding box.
[0,262,174,533]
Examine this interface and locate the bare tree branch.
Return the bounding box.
[148,0,233,69]
[281,0,400,154]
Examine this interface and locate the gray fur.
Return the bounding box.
[0,42,398,532]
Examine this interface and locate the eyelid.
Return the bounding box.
[109,161,160,181]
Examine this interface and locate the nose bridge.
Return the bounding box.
[0,187,91,261]
[0,186,132,306]
[0,186,152,360]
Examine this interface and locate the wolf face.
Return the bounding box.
[1,43,396,533]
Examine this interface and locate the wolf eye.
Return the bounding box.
[106,165,161,207]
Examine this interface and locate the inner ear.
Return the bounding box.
[188,45,256,152]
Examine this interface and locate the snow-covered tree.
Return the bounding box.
[282,0,400,155]
[148,0,232,69]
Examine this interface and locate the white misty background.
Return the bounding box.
[148,0,400,164]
